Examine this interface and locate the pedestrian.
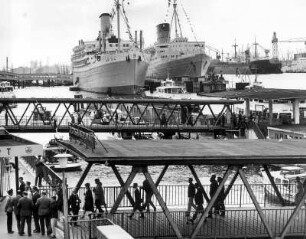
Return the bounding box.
[56,186,63,213]
[68,189,81,226]
[35,156,44,187]
[71,114,75,124]
[188,183,204,224]
[142,179,156,212]
[77,113,82,125]
[50,195,58,238]
[19,177,26,193]
[12,190,22,234]
[160,113,167,127]
[295,176,304,205]
[17,191,33,236]
[4,189,14,234]
[32,186,41,233]
[82,183,94,218]
[36,191,52,236]
[208,174,218,218]
[53,118,57,131]
[25,181,33,199]
[186,177,196,218]
[93,178,107,216]
[215,177,225,216]
[128,183,144,219]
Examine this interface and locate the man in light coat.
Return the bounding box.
[36,191,52,236]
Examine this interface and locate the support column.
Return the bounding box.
[245,98,250,118]
[292,99,300,124]
[269,100,273,125]
[15,156,19,192]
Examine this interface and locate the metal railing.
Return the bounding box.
[68,208,306,239]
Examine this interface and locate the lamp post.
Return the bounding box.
[55,153,71,239]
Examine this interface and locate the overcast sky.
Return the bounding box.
[1,0,306,69]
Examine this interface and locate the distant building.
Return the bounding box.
[268,126,306,140]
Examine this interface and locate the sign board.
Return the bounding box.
[0,144,43,158]
[69,123,95,151]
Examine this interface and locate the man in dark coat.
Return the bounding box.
[5,189,14,234]
[18,177,26,193]
[208,174,218,218]
[93,178,107,215]
[68,189,81,226]
[186,177,196,218]
[215,177,226,216]
[35,156,44,187]
[36,191,51,236]
[188,183,204,224]
[142,179,156,212]
[82,183,94,218]
[50,196,58,239]
[12,190,22,234]
[32,186,41,233]
[17,191,33,236]
[128,183,144,219]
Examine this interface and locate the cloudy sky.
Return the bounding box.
[1,0,306,69]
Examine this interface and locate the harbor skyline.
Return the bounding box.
[1,0,306,68]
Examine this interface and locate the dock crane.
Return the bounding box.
[272,32,306,59]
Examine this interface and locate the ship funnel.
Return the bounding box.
[156,23,170,44]
[100,13,111,39]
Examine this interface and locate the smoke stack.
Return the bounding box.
[6,57,8,72]
[100,13,111,51]
[140,30,143,50]
[156,23,170,44]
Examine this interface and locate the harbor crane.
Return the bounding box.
[272,32,306,59]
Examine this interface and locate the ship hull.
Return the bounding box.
[249,59,282,74]
[73,59,148,95]
[208,60,250,75]
[146,53,210,79]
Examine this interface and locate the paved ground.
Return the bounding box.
[0,159,51,239]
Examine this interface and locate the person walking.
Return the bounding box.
[93,179,107,216]
[142,179,156,212]
[295,176,304,205]
[17,191,33,236]
[50,195,58,238]
[128,183,144,219]
[68,189,81,226]
[186,178,196,218]
[215,176,226,216]
[18,177,26,193]
[12,190,22,234]
[32,186,41,233]
[82,183,94,218]
[4,189,14,234]
[35,156,44,187]
[36,191,52,236]
[188,183,204,224]
[208,174,218,218]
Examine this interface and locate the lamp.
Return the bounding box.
[54,153,71,238]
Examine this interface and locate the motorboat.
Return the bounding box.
[43,139,82,172]
[261,165,306,204]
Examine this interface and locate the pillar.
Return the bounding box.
[15,156,19,191]
[292,99,300,124]
[269,100,273,125]
[245,98,250,118]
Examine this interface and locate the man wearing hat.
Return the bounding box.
[32,186,41,233]
[17,191,33,236]
[128,183,144,219]
[295,176,304,205]
[12,190,22,234]
[208,174,218,218]
[5,189,14,234]
[186,178,196,218]
[93,178,107,216]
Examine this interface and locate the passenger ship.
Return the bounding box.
[146,0,211,80]
[71,1,149,95]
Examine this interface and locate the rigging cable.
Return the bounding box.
[180,0,198,43]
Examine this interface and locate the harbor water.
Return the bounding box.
[10,73,306,187]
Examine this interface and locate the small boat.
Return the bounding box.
[0,81,17,108]
[144,78,199,100]
[43,139,82,172]
[261,165,306,204]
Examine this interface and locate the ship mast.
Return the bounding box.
[171,0,182,39]
[116,0,121,51]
